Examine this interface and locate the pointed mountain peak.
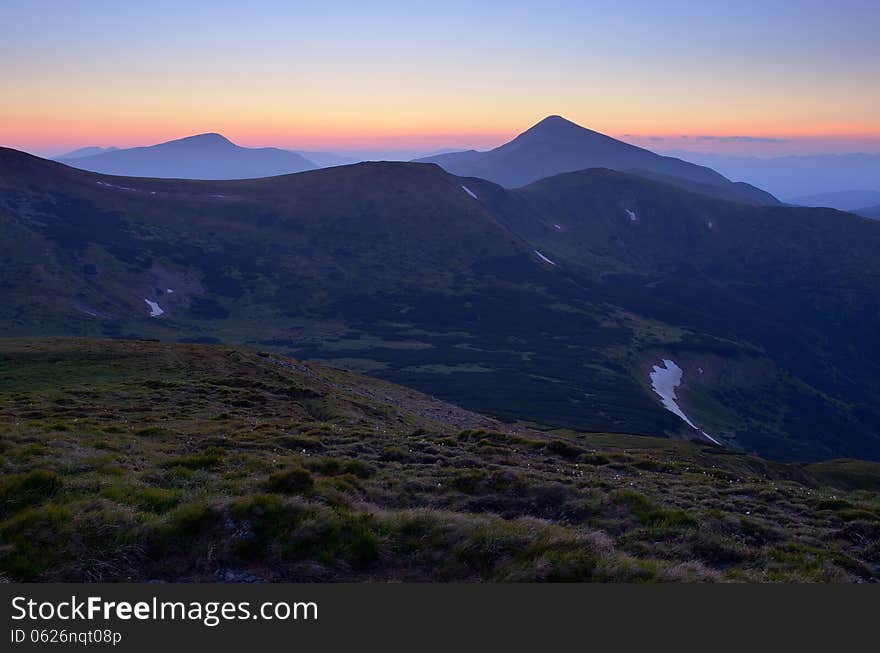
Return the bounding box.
[526,115,587,134]
[506,115,601,148]
[535,114,575,126]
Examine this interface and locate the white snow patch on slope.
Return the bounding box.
[534,250,556,266]
[650,359,720,445]
[553,223,563,231]
[701,431,722,446]
[96,180,137,192]
[461,185,478,199]
[625,209,637,222]
[650,360,696,428]
[144,299,164,317]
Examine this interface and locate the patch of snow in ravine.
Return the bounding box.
[166,288,174,294]
[625,209,637,222]
[144,299,164,317]
[650,359,721,445]
[461,185,478,199]
[534,250,557,266]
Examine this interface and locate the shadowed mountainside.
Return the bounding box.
[1,147,880,461]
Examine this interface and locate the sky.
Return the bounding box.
[2,0,879,157]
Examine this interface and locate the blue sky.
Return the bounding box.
[2,0,878,154]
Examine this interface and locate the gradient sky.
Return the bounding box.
[2,0,879,156]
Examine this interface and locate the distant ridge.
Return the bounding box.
[56,133,316,179]
[54,145,119,160]
[791,190,880,211]
[854,205,880,220]
[417,115,778,205]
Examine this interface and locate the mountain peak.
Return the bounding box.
[536,114,573,125]
[418,114,778,204]
[163,132,236,148]
[526,115,586,134]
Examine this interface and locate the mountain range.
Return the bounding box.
[2,143,880,462]
[52,117,779,205]
[56,133,316,179]
[416,116,778,205]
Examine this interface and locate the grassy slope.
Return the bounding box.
[0,339,877,582]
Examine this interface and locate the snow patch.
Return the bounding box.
[625,209,637,222]
[650,359,720,445]
[650,360,696,428]
[166,288,174,294]
[702,431,722,446]
[96,180,137,192]
[144,299,164,317]
[534,250,556,266]
[461,185,477,199]
[553,223,563,231]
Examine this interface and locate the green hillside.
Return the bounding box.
[1,339,877,582]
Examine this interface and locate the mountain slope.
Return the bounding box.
[1,147,672,441]
[0,338,877,582]
[417,116,778,205]
[502,168,880,458]
[56,133,316,179]
[1,148,880,461]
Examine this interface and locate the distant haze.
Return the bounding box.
[660,151,880,201]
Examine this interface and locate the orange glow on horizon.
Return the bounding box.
[3,112,879,156]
